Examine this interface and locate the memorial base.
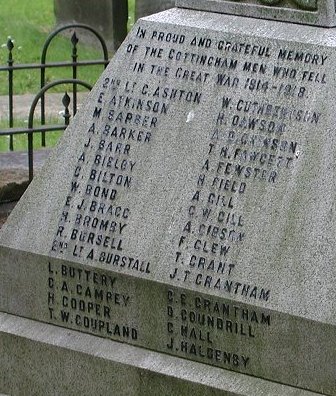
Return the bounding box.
[0,313,319,396]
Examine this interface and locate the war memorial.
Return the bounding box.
[1,0,335,394]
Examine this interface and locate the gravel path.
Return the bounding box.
[0,92,88,121]
[0,149,51,170]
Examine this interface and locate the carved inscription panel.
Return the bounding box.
[2,250,333,393]
[49,21,330,316]
[46,258,273,374]
[0,235,334,394]
[3,252,327,393]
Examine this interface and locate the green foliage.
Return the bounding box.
[128,0,136,30]
[0,0,136,152]
[0,0,106,95]
[0,115,65,151]
[0,131,63,152]
[0,0,136,95]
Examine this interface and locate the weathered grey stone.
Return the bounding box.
[0,313,322,395]
[54,0,128,51]
[136,0,175,19]
[1,4,336,396]
[176,0,336,26]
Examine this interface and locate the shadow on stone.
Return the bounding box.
[0,169,29,203]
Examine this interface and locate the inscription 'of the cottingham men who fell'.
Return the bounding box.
[1,0,335,395]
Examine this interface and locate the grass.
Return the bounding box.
[0,117,64,152]
[1,131,63,152]
[0,0,107,95]
[0,0,135,152]
[128,0,136,30]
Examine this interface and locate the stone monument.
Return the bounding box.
[54,0,128,51]
[1,0,335,394]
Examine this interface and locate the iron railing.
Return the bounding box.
[0,23,110,181]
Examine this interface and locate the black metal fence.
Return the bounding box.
[0,24,110,181]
